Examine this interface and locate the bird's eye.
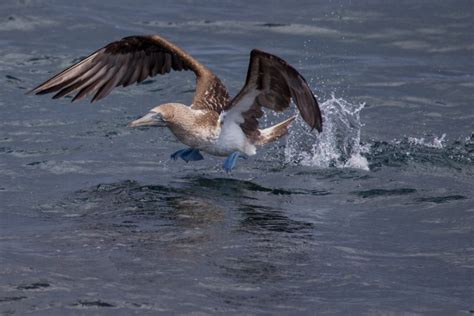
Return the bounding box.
[151,112,164,121]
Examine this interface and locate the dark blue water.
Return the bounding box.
[1,0,473,315]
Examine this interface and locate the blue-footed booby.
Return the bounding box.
[30,35,322,172]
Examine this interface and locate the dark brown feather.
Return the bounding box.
[226,49,322,141]
[92,66,126,102]
[30,35,230,112]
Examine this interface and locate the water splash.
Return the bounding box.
[407,134,446,149]
[284,94,369,170]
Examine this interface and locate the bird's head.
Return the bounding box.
[128,103,176,128]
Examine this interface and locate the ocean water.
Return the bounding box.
[0,0,473,315]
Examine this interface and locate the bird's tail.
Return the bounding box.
[255,115,297,146]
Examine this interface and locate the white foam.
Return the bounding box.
[407,134,446,149]
[344,153,370,171]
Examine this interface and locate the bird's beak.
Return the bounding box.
[128,112,166,128]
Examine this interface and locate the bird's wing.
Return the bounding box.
[222,49,322,141]
[30,35,230,112]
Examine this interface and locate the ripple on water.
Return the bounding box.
[0,15,57,31]
[17,282,50,290]
[416,195,468,204]
[352,188,417,199]
[71,300,115,308]
[140,20,341,37]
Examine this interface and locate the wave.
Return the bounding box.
[367,134,473,172]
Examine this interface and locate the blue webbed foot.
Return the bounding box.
[171,148,189,161]
[170,148,204,163]
[223,152,247,173]
[182,149,204,162]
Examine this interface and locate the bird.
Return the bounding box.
[30,35,322,172]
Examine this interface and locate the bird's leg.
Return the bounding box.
[170,148,203,163]
[222,151,247,173]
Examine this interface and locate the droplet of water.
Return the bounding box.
[285,94,369,170]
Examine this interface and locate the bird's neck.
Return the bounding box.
[166,107,220,147]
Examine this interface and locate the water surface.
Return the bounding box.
[0,0,473,315]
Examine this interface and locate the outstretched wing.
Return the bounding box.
[223,49,322,141]
[30,35,229,112]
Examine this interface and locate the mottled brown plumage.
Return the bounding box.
[31,34,322,171]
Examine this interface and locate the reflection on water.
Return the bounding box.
[239,204,313,234]
[38,177,317,254]
[56,177,316,235]
[12,177,318,313]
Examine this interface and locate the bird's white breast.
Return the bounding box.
[208,123,255,157]
[206,93,258,156]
